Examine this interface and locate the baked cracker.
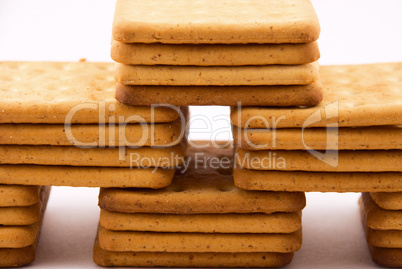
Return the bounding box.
[115,80,323,107]
[100,210,301,234]
[0,61,181,124]
[0,165,175,188]
[234,167,402,192]
[114,61,319,86]
[0,185,41,207]
[0,118,186,147]
[93,237,294,267]
[111,40,320,66]
[0,142,186,167]
[98,225,302,253]
[235,148,402,172]
[232,125,402,150]
[231,63,402,128]
[112,0,320,44]
[370,192,402,211]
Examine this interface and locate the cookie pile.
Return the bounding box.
[232,62,402,266]
[0,62,187,188]
[111,0,322,107]
[94,142,306,267]
[232,63,402,193]
[360,193,402,267]
[0,185,50,267]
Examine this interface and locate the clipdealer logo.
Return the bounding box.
[63,102,187,160]
[234,100,339,167]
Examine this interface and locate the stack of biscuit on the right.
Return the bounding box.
[360,192,402,267]
[232,62,402,266]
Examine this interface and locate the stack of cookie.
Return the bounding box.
[94,142,306,267]
[360,192,402,267]
[0,61,188,188]
[0,185,50,267]
[232,62,402,193]
[111,0,322,107]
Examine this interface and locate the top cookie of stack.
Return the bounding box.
[112,0,322,107]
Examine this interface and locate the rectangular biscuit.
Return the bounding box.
[114,61,319,86]
[99,142,306,214]
[361,193,402,230]
[98,225,302,253]
[112,0,320,44]
[0,165,175,188]
[371,192,402,210]
[0,118,186,147]
[233,167,402,192]
[231,63,402,128]
[0,142,186,167]
[115,80,323,107]
[232,125,402,150]
[366,245,402,268]
[111,40,320,66]
[93,237,294,267]
[0,186,50,226]
[0,61,181,124]
[100,210,301,234]
[235,149,402,172]
[0,245,38,267]
[0,185,41,207]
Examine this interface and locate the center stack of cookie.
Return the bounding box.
[96,0,324,267]
[94,142,306,267]
[111,0,322,107]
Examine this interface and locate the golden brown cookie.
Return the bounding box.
[0,142,186,167]
[370,192,402,210]
[0,185,41,207]
[0,61,181,124]
[232,125,402,150]
[114,62,319,86]
[98,225,302,253]
[235,148,402,172]
[234,167,402,192]
[93,236,294,267]
[115,80,323,107]
[0,165,175,188]
[112,0,320,44]
[100,210,301,234]
[231,63,402,128]
[111,40,320,66]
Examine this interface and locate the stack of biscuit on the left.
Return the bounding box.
[0,185,50,267]
[0,61,188,265]
[0,61,188,188]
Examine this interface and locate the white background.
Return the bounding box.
[0,0,402,268]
